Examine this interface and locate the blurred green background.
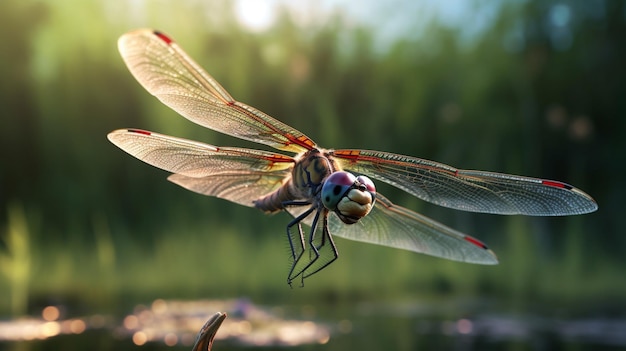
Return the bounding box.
[0,0,624,349]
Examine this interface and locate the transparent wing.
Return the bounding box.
[168,172,287,208]
[107,129,293,207]
[328,193,499,264]
[332,149,597,216]
[107,129,295,176]
[118,29,316,154]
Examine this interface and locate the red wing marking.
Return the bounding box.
[464,236,489,250]
[127,129,152,136]
[153,31,173,45]
[541,180,572,190]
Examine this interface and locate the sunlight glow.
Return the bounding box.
[235,0,277,32]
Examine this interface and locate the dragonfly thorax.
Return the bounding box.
[291,149,336,196]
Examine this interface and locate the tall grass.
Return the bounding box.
[0,203,32,316]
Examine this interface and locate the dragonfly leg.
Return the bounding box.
[285,206,316,287]
[290,209,339,286]
[298,210,324,287]
[282,199,314,260]
[287,209,325,287]
[301,212,338,283]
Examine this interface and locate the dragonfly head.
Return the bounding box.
[321,171,376,224]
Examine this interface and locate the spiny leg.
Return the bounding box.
[285,218,305,262]
[285,205,315,287]
[288,209,323,286]
[283,200,313,262]
[301,211,339,284]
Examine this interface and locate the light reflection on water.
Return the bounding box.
[117,298,330,347]
[1,299,626,350]
[415,314,626,346]
[0,299,330,347]
[0,305,109,342]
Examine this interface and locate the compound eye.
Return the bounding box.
[321,171,356,210]
[356,175,376,194]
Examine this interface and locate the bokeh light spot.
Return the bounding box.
[42,306,60,321]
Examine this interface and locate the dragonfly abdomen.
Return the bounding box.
[254,182,302,213]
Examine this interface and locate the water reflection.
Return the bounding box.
[0,305,101,341]
[118,298,330,347]
[416,312,626,347]
[0,299,329,347]
[1,299,626,349]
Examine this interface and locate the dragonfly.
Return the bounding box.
[108,29,598,286]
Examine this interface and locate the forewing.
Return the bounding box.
[328,193,498,264]
[118,29,316,153]
[168,172,287,208]
[332,149,597,216]
[107,129,294,176]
